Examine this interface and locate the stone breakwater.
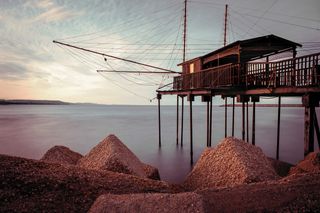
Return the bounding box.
[1,135,320,212]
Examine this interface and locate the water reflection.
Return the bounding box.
[0,105,318,183]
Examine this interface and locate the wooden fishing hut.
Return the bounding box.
[157,34,320,164]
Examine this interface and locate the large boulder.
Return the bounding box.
[198,173,320,212]
[41,145,82,165]
[184,137,279,190]
[78,134,159,179]
[289,151,320,175]
[0,154,173,213]
[89,193,205,213]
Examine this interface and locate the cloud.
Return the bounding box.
[35,0,55,9]
[0,63,28,80]
[22,0,83,24]
[30,6,82,23]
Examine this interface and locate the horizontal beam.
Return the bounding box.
[158,86,320,97]
[97,70,180,74]
[157,89,212,96]
[241,87,320,96]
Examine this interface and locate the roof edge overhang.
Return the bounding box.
[177,34,302,66]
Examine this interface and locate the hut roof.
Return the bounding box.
[179,34,302,66]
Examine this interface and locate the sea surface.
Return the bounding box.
[0,104,318,183]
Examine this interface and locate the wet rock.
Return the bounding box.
[41,145,82,165]
[89,192,205,213]
[184,137,279,190]
[289,151,320,175]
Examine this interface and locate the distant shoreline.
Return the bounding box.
[0,99,70,105]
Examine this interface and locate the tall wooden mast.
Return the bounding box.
[223,4,228,46]
[183,0,187,62]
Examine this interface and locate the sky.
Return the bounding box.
[0,0,320,105]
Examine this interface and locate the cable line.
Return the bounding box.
[53,40,180,74]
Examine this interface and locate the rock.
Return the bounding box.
[184,137,279,190]
[89,192,205,213]
[198,172,320,212]
[143,163,160,180]
[268,157,293,177]
[41,145,83,165]
[0,154,174,213]
[78,134,158,179]
[289,151,320,175]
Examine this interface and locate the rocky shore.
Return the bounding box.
[1,135,320,212]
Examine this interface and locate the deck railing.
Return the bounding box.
[172,52,320,91]
[246,52,320,87]
[173,63,240,90]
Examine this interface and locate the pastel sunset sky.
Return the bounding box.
[1,0,319,104]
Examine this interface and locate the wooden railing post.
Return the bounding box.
[302,93,320,156]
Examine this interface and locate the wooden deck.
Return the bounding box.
[158,52,320,97]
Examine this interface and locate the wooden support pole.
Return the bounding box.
[276,96,281,160]
[157,94,162,148]
[246,101,249,143]
[209,96,213,147]
[302,94,319,156]
[304,106,315,156]
[188,95,194,165]
[238,95,249,141]
[207,101,210,147]
[242,101,245,140]
[202,96,211,147]
[176,95,179,146]
[225,97,228,138]
[190,100,193,164]
[314,111,320,148]
[251,96,259,146]
[232,97,235,137]
[252,101,256,145]
[181,96,184,147]
[302,93,320,156]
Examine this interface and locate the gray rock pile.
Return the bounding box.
[184,137,279,190]
[289,151,320,175]
[41,145,83,165]
[78,134,160,180]
[89,192,204,213]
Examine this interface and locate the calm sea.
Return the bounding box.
[0,104,318,183]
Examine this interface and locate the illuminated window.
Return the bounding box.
[190,63,194,73]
